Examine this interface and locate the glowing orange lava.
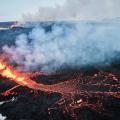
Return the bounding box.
[0,60,79,95]
[0,59,120,120]
[0,59,120,100]
[0,60,37,87]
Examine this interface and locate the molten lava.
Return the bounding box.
[0,59,120,120]
[0,60,120,97]
[0,60,77,94]
[0,61,34,86]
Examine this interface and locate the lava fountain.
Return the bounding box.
[0,60,79,95]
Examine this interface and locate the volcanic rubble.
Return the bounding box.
[0,68,120,120]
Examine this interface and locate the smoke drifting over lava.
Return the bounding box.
[2,20,120,72]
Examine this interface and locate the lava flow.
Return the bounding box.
[0,60,78,95]
[0,61,37,87]
[1,59,120,120]
[1,59,120,98]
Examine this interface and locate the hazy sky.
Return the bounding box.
[0,0,65,21]
[0,0,120,22]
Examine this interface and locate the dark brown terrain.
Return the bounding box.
[0,66,120,120]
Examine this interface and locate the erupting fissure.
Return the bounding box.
[0,60,77,95]
[0,61,36,86]
[1,59,119,98]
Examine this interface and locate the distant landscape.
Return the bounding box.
[0,22,16,28]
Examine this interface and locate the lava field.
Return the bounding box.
[0,22,120,120]
[0,67,120,120]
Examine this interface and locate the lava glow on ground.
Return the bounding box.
[0,58,120,120]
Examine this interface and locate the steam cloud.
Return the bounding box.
[22,0,120,21]
[2,20,120,72]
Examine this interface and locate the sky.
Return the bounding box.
[0,0,120,22]
[0,0,65,21]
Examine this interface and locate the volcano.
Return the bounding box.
[0,22,120,120]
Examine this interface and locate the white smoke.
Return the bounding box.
[22,0,120,21]
[2,20,120,72]
[0,114,6,120]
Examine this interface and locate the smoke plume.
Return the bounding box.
[22,0,120,21]
[2,20,120,72]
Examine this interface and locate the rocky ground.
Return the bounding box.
[0,67,120,120]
